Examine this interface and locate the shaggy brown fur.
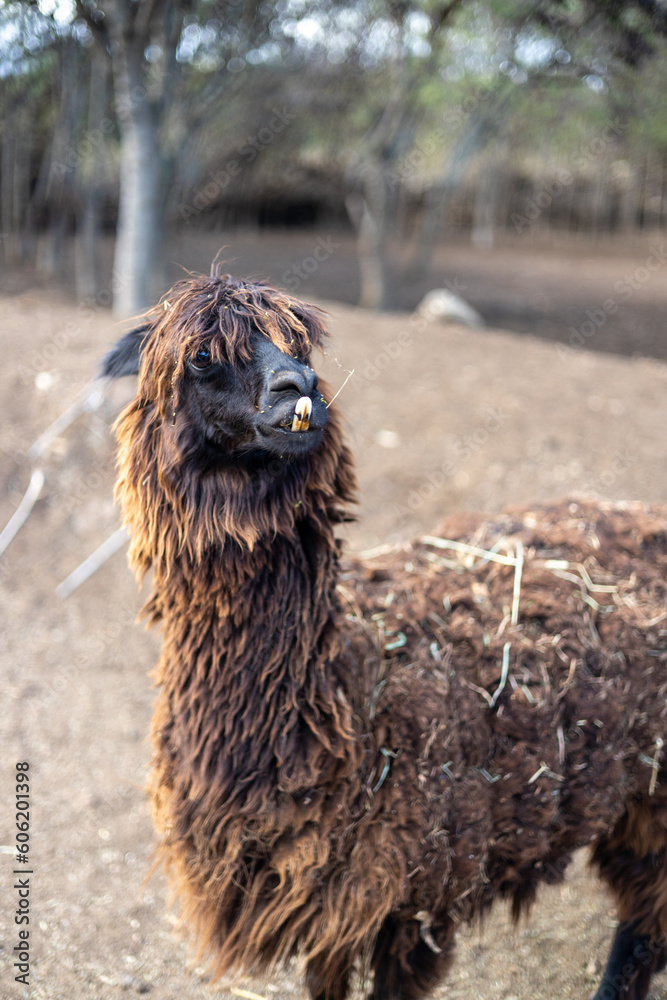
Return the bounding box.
[107,271,667,1000]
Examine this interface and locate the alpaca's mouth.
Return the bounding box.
[255,393,325,454]
[270,396,319,434]
[291,396,312,432]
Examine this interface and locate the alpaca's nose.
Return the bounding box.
[267,366,319,398]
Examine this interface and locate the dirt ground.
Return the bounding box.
[1,238,667,1000]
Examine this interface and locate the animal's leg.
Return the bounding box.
[591,920,666,1000]
[591,798,667,1000]
[369,916,455,1000]
[305,956,351,1000]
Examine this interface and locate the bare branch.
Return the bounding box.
[27,379,107,462]
[56,526,130,598]
[0,470,45,558]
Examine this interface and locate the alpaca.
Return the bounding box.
[103,270,667,1000]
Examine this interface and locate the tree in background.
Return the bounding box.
[0,3,65,268]
[75,0,195,314]
[1,0,666,313]
[342,0,667,303]
[71,0,326,313]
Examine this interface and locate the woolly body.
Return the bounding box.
[109,273,667,999]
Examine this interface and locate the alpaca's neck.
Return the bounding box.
[152,513,360,804]
[159,513,340,644]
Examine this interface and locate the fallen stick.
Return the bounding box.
[0,469,45,557]
[56,525,130,598]
[27,377,108,461]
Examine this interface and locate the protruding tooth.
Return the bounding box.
[291,396,312,432]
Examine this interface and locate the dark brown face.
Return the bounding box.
[177,334,328,461]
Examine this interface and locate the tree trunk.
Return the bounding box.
[407,84,512,280]
[347,161,390,310]
[356,197,387,310]
[113,112,164,315]
[105,12,183,317]
[38,40,83,280]
[75,186,103,301]
[1,102,16,264]
[75,53,108,302]
[15,109,37,262]
[1,103,36,264]
[471,156,504,249]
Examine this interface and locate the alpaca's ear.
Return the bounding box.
[100,326,150,379]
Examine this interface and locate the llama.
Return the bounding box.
[103,271,667,1000]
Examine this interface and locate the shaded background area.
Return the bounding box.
[3,229,667,361]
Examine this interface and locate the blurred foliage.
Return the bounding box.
[2,0,666,181]
[0,0,665,277]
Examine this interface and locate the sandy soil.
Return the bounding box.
[1,263,667,999]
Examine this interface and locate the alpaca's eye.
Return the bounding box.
[191,346,212,371]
